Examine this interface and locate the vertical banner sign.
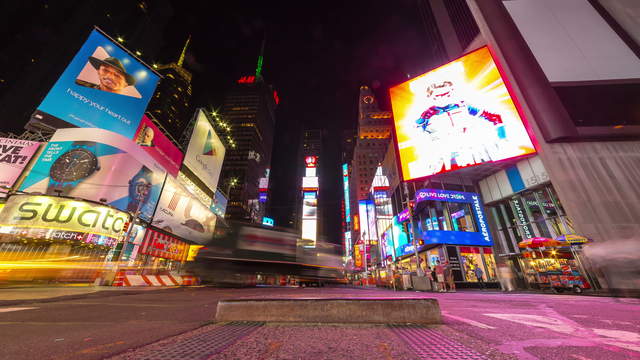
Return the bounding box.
[31,29,160,138]
[342,164,351,223]
[0,138,40,195]
[183,110,226,192]
[390,46,535,181]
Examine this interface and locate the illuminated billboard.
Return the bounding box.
[134,115,184,177]
[184,109,226,193]
[151,175,216,244]
[342,164,351,223]
[301,219,317,243]
[30,29,160,139]
[210,190,228,217]
[0,195,129,244]
[20,128,166,222]
[358,200,377,242]
[0,138,40,196]
[389,46,536,181]
[301,176,319,190]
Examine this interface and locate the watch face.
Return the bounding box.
[49,149,98,182]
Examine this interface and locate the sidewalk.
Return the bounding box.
[0,284,177,305]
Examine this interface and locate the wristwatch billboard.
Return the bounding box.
[46,141,100,196]
[126,166,153,214]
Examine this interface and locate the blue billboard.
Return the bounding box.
[211,190,228,217]
[414,188,493,247]
[31,29,160,139]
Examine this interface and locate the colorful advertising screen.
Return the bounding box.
[0,138,40,195]
[183,110,226,193]
[133,115,184,177]
[31,29,160,139]
[20,128,166,222]
[392,215,411,257]
[358,200,377,242]
[210,190,228,217]
[151,175,216,244]
[0,195,129,245]
[390,46,535,181]
[342,164,350,223]
[414,188,493,246]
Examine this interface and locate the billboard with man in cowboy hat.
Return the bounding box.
[30,28,160,139]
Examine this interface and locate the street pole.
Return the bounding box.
[403,182,423,276]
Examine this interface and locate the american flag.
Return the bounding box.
[168,191,181,211]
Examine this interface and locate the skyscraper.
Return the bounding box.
[219,75,278,223]
[294,129,323,239]
[147,37,193,146]
[348,86,393,248]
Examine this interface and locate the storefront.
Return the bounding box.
[0,194,129,282]
[136,227,189,274]
[411,189,498,287]
[478,156,582,289]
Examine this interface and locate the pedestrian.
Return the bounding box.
[444,261,456,292]
[434,260,445,292]
[474,266,485,289]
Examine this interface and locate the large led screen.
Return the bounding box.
[183,110,226,193]
[31,29,160,139]
[20,128,166,222]
[390,46,535,181]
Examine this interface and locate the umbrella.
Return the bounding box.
[518,237,562,249]
[555,234,589,245]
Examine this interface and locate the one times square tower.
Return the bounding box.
[219,63,278,223]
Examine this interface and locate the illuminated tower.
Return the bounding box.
[146,36,193,146]
[219,44,278,223]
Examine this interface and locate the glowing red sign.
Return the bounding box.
[304,156,317,168]
[238,76,255,84]
[273,90,280,105]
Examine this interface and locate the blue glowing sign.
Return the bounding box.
[259,192,267,203]
[414,188,492,246]
[262,217,274,227]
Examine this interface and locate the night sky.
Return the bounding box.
[1,1,443,245]
[168,1,440,244]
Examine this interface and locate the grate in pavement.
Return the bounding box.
[136,321,263,360]
[389,324,488,360]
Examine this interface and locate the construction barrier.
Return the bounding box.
[111,274,199,287]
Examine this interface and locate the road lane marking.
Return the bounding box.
[484,313,574,334]
[485,313,640,353]
[443,312,496,329]
[0,307,37,313]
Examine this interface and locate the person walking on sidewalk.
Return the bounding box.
[434,260,445,292]
[444,261,456,292]
[474,266,485,290]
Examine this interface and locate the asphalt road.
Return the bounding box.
[0,287,638,359]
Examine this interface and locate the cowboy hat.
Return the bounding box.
[88,56,136,86]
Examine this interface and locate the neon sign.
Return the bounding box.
[237,76,255,84]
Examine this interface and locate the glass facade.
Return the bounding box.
[487,184,574,255]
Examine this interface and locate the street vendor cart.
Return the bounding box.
[519,236,591,294]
